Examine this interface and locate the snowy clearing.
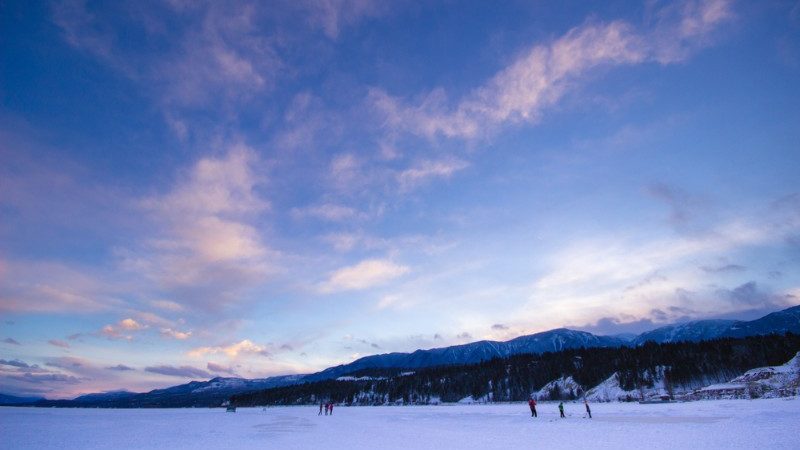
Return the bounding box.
[3,398,798,449]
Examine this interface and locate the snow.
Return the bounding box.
[335,376,387,381]
[585,368,678,402]
[701,382,747,391]
[457,395,488,404]
[532,376,584,400]
[585,372,636,402]
[3,399,799,449]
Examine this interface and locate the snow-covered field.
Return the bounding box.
[3,398,798,449]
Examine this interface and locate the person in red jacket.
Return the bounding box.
[328,402,334,415]
[528,397,537,417]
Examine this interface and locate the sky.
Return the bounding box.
[0,0,799,399]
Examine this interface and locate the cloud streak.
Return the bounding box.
[48,340,70,349]
[397,158,469,191]
[371,0,733,140]
[320,259,409,292]
[144,365,212,379]
[188,340,272,358]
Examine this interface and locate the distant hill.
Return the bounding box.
[720,305,800,338]
[310,306,800,381]
[632,320,737,346]
[73,390,136,403]
[29,375,305,408]
[304,329,626,382]
[0,393,44,405]
[632,305,800,345]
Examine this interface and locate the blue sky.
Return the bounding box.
[1,0,799,398]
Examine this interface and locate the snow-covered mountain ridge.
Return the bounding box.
[304,328,627,382]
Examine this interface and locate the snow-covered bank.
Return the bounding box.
[691,352,800,400]
[3,398,798,449]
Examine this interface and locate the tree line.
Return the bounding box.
[231,333,800,406]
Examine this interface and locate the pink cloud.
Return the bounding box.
[320,259,409,293]
[118,145,276,312]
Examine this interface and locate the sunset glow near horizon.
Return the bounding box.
[1,0,799,398]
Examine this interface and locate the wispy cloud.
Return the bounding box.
[120,145,275,312]
[371,0,733,140]
[149,299,184,312]
[647,182,715,234]
[299,0,392,39]
[524,201,800,327]
[98,318,147,340]
[51,0,280,134]
[48,340,70,349]
[292,203,364,222]
[320,259,409,292]
[0,260,121,314]
[647,0,735,64]
[119,318,145,331]
[0,359,34,369]
[105,364,135,372]
[700,263,746,273]
[207,362,238,376]
[576,315,660,336]
[50,1,392,138]
[2,338,21,346]
[144,365,212,379]
[160,328,192,340]
[188,340,272,358]
[397,158,469,190]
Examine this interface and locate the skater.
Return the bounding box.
[319,403,324,415]
[528,397,537,417]
[584,399,592,419]
[558,402,565,418]
[324,402,329,415]
[329,402,334,415]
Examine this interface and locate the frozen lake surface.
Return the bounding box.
[3,398,798,449]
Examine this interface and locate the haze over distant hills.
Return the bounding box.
[4,304,798,407]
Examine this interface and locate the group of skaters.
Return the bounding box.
[527,397,591,419]
[315,398,592,418]
[318,402,335,416]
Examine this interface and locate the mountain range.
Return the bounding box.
[4,304,799,407]
[311,305,800,380]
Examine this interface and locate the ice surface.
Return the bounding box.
[3,398,799,449]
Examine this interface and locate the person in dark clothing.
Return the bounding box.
[319,403,324,415]
[558,402,565,418]
[528,397,537,417]
[325,403,329,415]
[584,400,592,419]
[329,403,334,415]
